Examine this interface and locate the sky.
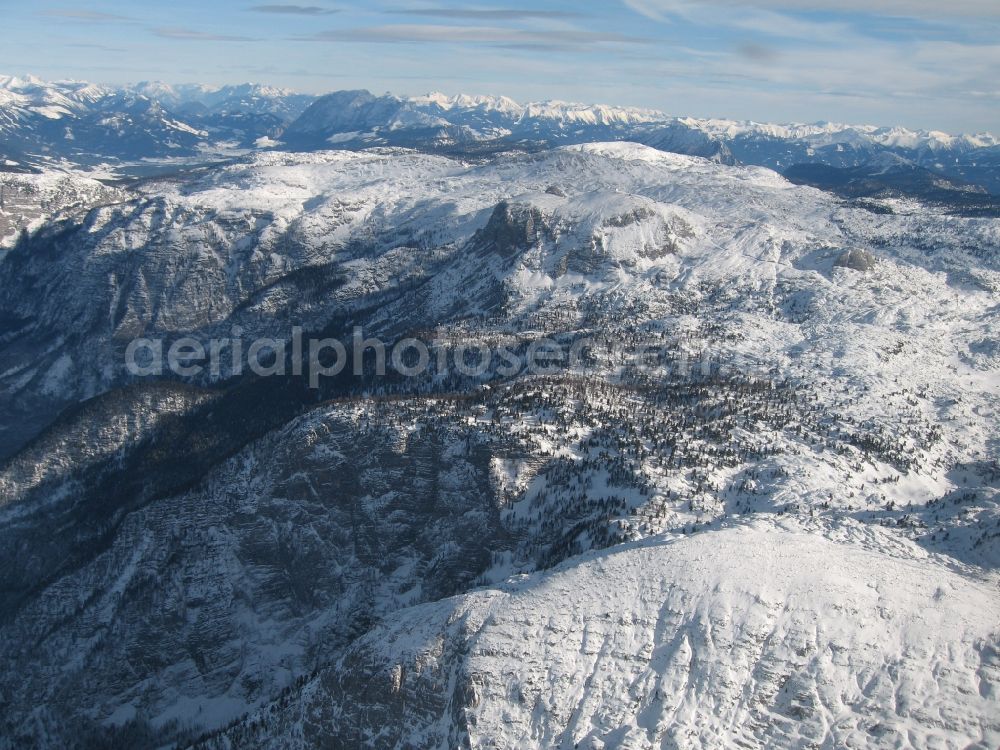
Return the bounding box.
[0,0,997,132]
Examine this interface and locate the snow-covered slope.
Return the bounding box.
[213,521,999,749]
[0,143,997,748]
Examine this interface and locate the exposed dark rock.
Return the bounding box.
[834,248,877,272]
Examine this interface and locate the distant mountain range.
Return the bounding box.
[2,73,999,204]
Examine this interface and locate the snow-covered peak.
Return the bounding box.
[0,75,114,119]
[410,91,523,115]
[125,81,311,116]
[0,74,115,123]
[129,80,183,103]
[677,115,999,151]
[404,93,664,127]
[0,74,47,90]
[519,100,666,127]
[867,126,1000,150]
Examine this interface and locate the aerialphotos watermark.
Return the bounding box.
[124,326,747,389]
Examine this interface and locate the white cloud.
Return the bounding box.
[153,27,259,41]
[392,9,586,20]
[249,5,338,15]
[41,9,132,22]
[298,24,650,46]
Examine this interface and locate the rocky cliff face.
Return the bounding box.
[0,397,515,743]
[0,171,125,249]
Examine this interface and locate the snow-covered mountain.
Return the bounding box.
[675,116,999,152]
[280,88,1000,196]
[282,89,667,144]
[128,81,315,124]
[0,80,204,166]
[284,87,999,156]
[0,143,997,747]
[0,74,112,125]
[0,75,315,167]
[277,87,740,166]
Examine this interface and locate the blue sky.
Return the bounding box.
[1,0,998,132]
